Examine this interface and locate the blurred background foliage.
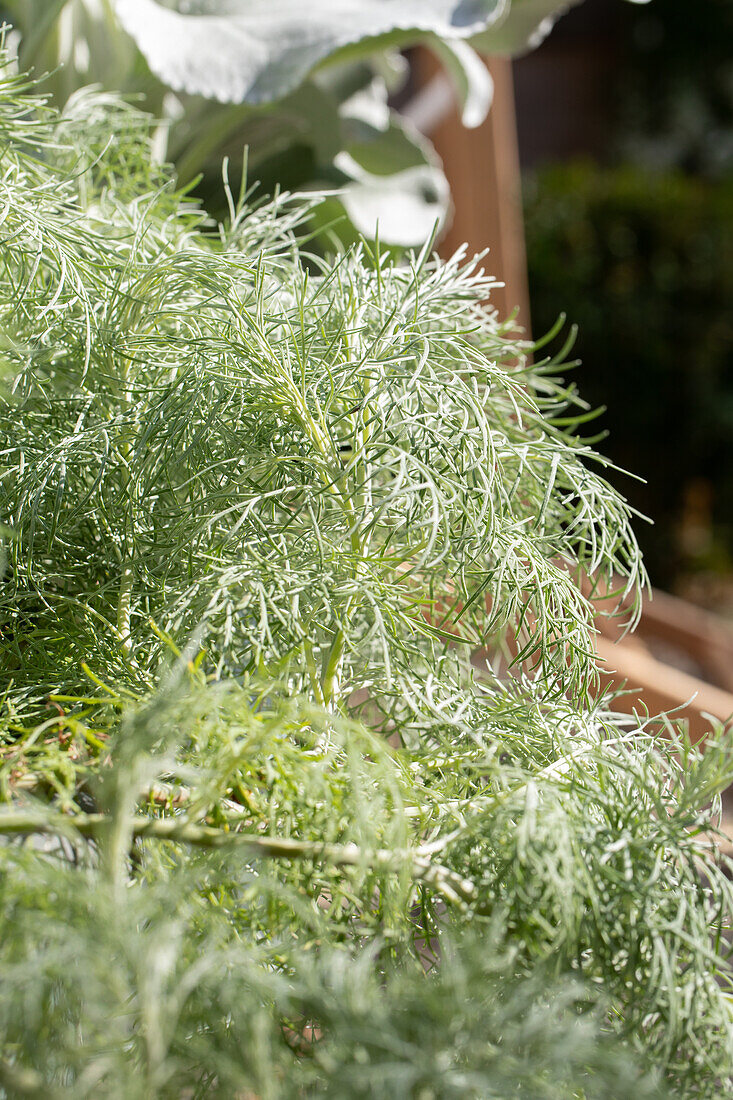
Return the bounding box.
[517,0,733,600]
[524,164,733,590]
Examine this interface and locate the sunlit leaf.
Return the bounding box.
[334,82,450,244]
[114,0,507,104]
[469,0,582,55]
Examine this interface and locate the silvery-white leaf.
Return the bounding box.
[469,0,582,55]
[114,0,508,105]
[334,89,450,245]
[427,37,493,128]
[336,151,450,246]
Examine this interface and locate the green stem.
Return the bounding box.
[116,356,134,661]
[0,810,476,906]
[294,391,367,707]
[116,561,134,658]
[321,526,362,706]
[321,624,347,706]
[304,640,325,705]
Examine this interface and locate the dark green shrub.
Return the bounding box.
[524,161,733,587]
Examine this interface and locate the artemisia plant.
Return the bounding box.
[0,46,731,1099]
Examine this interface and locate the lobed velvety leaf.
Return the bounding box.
[333,82,450,243]
[114,0,507,105]
[469,0,582,55]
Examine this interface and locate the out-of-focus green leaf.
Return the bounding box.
[6,0,145,106]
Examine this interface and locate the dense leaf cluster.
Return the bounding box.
[1,53,732,1098]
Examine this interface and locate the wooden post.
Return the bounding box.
[413,52,530,329]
